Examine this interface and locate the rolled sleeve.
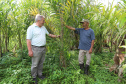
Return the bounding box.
[75,28,80,35]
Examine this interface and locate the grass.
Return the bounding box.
[0,49,126,84]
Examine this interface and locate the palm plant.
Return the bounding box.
[0,0,15,53]
[90,1,124,53]
[0,2,3,57]
[114,0,126,47]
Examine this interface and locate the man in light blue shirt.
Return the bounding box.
[26,14,60,84]
[27,23,49,46]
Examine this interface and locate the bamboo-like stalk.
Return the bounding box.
[0,26,1,57]
[18,29,22,50]
[59,9,66,68]
[5,28,8,52]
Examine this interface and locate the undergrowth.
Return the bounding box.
[0,49,125,84]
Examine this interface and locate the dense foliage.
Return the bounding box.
[1,48,126,84]
[0,0,126,84]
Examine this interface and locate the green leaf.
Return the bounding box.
[119,45,126,48]
[122,64,126,69]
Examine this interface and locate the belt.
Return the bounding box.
[32,45,45,48]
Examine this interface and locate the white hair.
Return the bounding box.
[35,14,44,22]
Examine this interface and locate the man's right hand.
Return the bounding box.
[65,25,75,31]
[28,50,33,57]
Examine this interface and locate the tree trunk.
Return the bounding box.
[18,30,22,50]
[115,40,117,51]
[110,38,113,52]
[5,30,8,52]
[0,27,2,57]
[59,11,66,68]
[2,32,5,53]
[74,33,79,49]
[110,30,113,52]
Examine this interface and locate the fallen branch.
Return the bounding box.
[70,61,77,70]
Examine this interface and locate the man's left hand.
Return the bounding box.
[89,49,92,54]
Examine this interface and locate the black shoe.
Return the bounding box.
[38,75,46,80]
[32,78,38,84]
[84,64,89,75]
[79,63,84,70]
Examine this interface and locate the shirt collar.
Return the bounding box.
[33,23,43,28]
[33,23,38,27]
